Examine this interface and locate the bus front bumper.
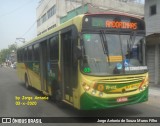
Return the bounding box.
[80,88,148,110]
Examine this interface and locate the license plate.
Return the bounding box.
[117,97,128,103]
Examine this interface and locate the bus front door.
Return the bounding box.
[40,41,48,94]
[61,31,74,103]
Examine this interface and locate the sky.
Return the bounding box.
[0,0,145,50]
[0,0,39,50]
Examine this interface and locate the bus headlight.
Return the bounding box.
[91,90,96,95]
[84,85,90,91]
[82,82,90,91]
[139,85,147,92]
[143,85,146,89]
[139,87,143,92]
[139,79,146,92]
[99,92,103,97]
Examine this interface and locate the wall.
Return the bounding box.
[37,0,144,35]
[145,0,160,85]
[145,0,160,35]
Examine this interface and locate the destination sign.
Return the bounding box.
[82,14,145,30]
[106,21,137,30]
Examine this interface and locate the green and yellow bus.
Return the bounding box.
[17,13,148,110]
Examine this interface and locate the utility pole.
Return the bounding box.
[16,38,25,43]
[82,0,84,14]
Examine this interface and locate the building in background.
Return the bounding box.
[145,0,160,86]
[36,0,144,36]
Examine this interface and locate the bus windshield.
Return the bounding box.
[80,33,147,75]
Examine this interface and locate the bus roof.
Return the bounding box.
[18,14,84,49]
[18,13,143,49]
[85,12,143,20]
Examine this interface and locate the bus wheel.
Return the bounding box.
[25,75,30,90]
[55,90,61,101]
[54,90,64,107]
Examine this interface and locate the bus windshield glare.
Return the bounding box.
[81,33,147,75]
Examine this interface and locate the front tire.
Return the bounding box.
[25,75,30,90]
[52,89,65,107]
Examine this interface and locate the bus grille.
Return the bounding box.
[96,75,146,94]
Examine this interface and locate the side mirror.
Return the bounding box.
[74,46,82,62]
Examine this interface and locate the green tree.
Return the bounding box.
[8,44,17,52]
[0,43,17,64]
[0,49,10,63]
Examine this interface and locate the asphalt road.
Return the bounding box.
[0,67,160,126]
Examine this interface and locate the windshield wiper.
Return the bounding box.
[100,30,110,65]
[127,31,136,59]
[117,30,125,73]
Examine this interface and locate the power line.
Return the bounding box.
[0,0,34,18]
[21,0,52,38]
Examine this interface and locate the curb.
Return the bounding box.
[149,87,160,96]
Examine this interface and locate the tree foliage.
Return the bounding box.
[0,44,17,64]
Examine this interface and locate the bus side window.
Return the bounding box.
[28,46,33,61]
[48,35,59,81]
[24,48,28,62]
[49,36,59,61]
[20,49,24,62]
[21,49,24,62]
[33,44,40,61]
